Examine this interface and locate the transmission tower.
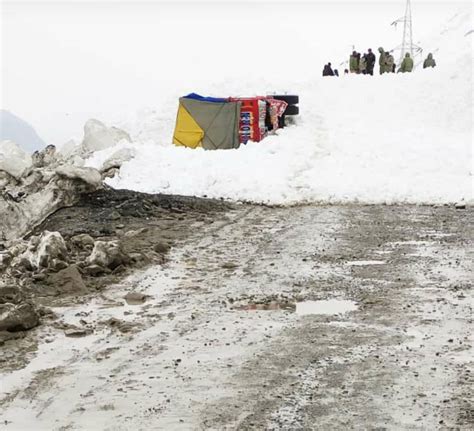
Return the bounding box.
[391,0,422,66]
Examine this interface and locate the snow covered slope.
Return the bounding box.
[87,7,472,205]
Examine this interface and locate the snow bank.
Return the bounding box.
[0,140,32,180]
[55,165,102,187]
[86,7,472,205]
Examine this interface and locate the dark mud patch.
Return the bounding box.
[26,187,234,301]
[1,187,236,370]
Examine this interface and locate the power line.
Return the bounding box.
[391,0,423,67]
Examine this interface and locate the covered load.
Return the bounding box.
[173,93,291,150]
[173,94,241,150]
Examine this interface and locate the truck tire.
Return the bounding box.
[278,115,286,129]
[284,105,299,116]
[271,95,299,105]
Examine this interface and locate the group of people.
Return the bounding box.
[349,49,377,75]
[322,47,436,77]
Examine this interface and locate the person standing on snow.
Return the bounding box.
[378,47,387,74]
[365,48,376,75]
[349,51,359,73]
[322,63,335,76]
[423,53,436,68]
[385,52,395,73]
[359,54,367,74]
[398,52,414,73]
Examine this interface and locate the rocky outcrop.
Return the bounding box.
[86,240,129,271]
[0,303,39,332]
[0,143,102,244]
[18,231,68,270]
[0,117,135,246]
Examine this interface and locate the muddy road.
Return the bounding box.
[0,204,472,430]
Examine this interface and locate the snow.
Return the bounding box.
[0,140,32,180]
[55,165,102,187]
[81,119,131,155]
[85,7,472,205]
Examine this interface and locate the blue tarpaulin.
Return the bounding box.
[183,93,228,103]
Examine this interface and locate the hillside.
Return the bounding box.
[86,5,472,205]
[0,110,47,153]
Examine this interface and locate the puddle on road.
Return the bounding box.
[346,260,385,266]
[235,301,296,312]
[235,299,358,316]
[296,300,358,316]
[123,292,148,305]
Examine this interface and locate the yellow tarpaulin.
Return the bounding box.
[173,105,204,148]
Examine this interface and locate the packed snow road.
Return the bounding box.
[0,204,472,430]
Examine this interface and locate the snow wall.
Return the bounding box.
[86,7,473,206]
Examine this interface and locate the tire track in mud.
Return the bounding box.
[198,206,473,430]
[0,205,471,430]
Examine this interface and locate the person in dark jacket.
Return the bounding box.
[365,48,376,75]
[423,53,436,68]
[334,69,339,77]
[322,62,335,76]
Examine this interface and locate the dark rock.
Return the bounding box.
[16,257,34,271]
[0,330,25,345]
[87,240,129,270]
[50,259,69,272]
[153,242,170,254]
[71,234,95,248]
[110,210,121,220]
[0,252,12,269]
[0,285,23,304]
[65,327,90,337]
[124,292,147,305]
[129,252,149,264]
[47,265,87,293]
[0,303,39,332]
[222,262,238,269]
[83,264,110,276]
[32,273,47,281]
[103,317,138,333]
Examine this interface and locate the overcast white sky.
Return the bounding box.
[1,0,469,144]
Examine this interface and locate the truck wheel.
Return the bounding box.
[284,105,299,116]
[271,95,299,105]
[278,115,286,129]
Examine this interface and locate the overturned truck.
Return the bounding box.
[173,93,299,150]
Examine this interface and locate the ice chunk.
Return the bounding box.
[81,119,131,154]
[0,140,32,180]
[101,147,136,172]
[55,165,102,187]
[18,231,68,270]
